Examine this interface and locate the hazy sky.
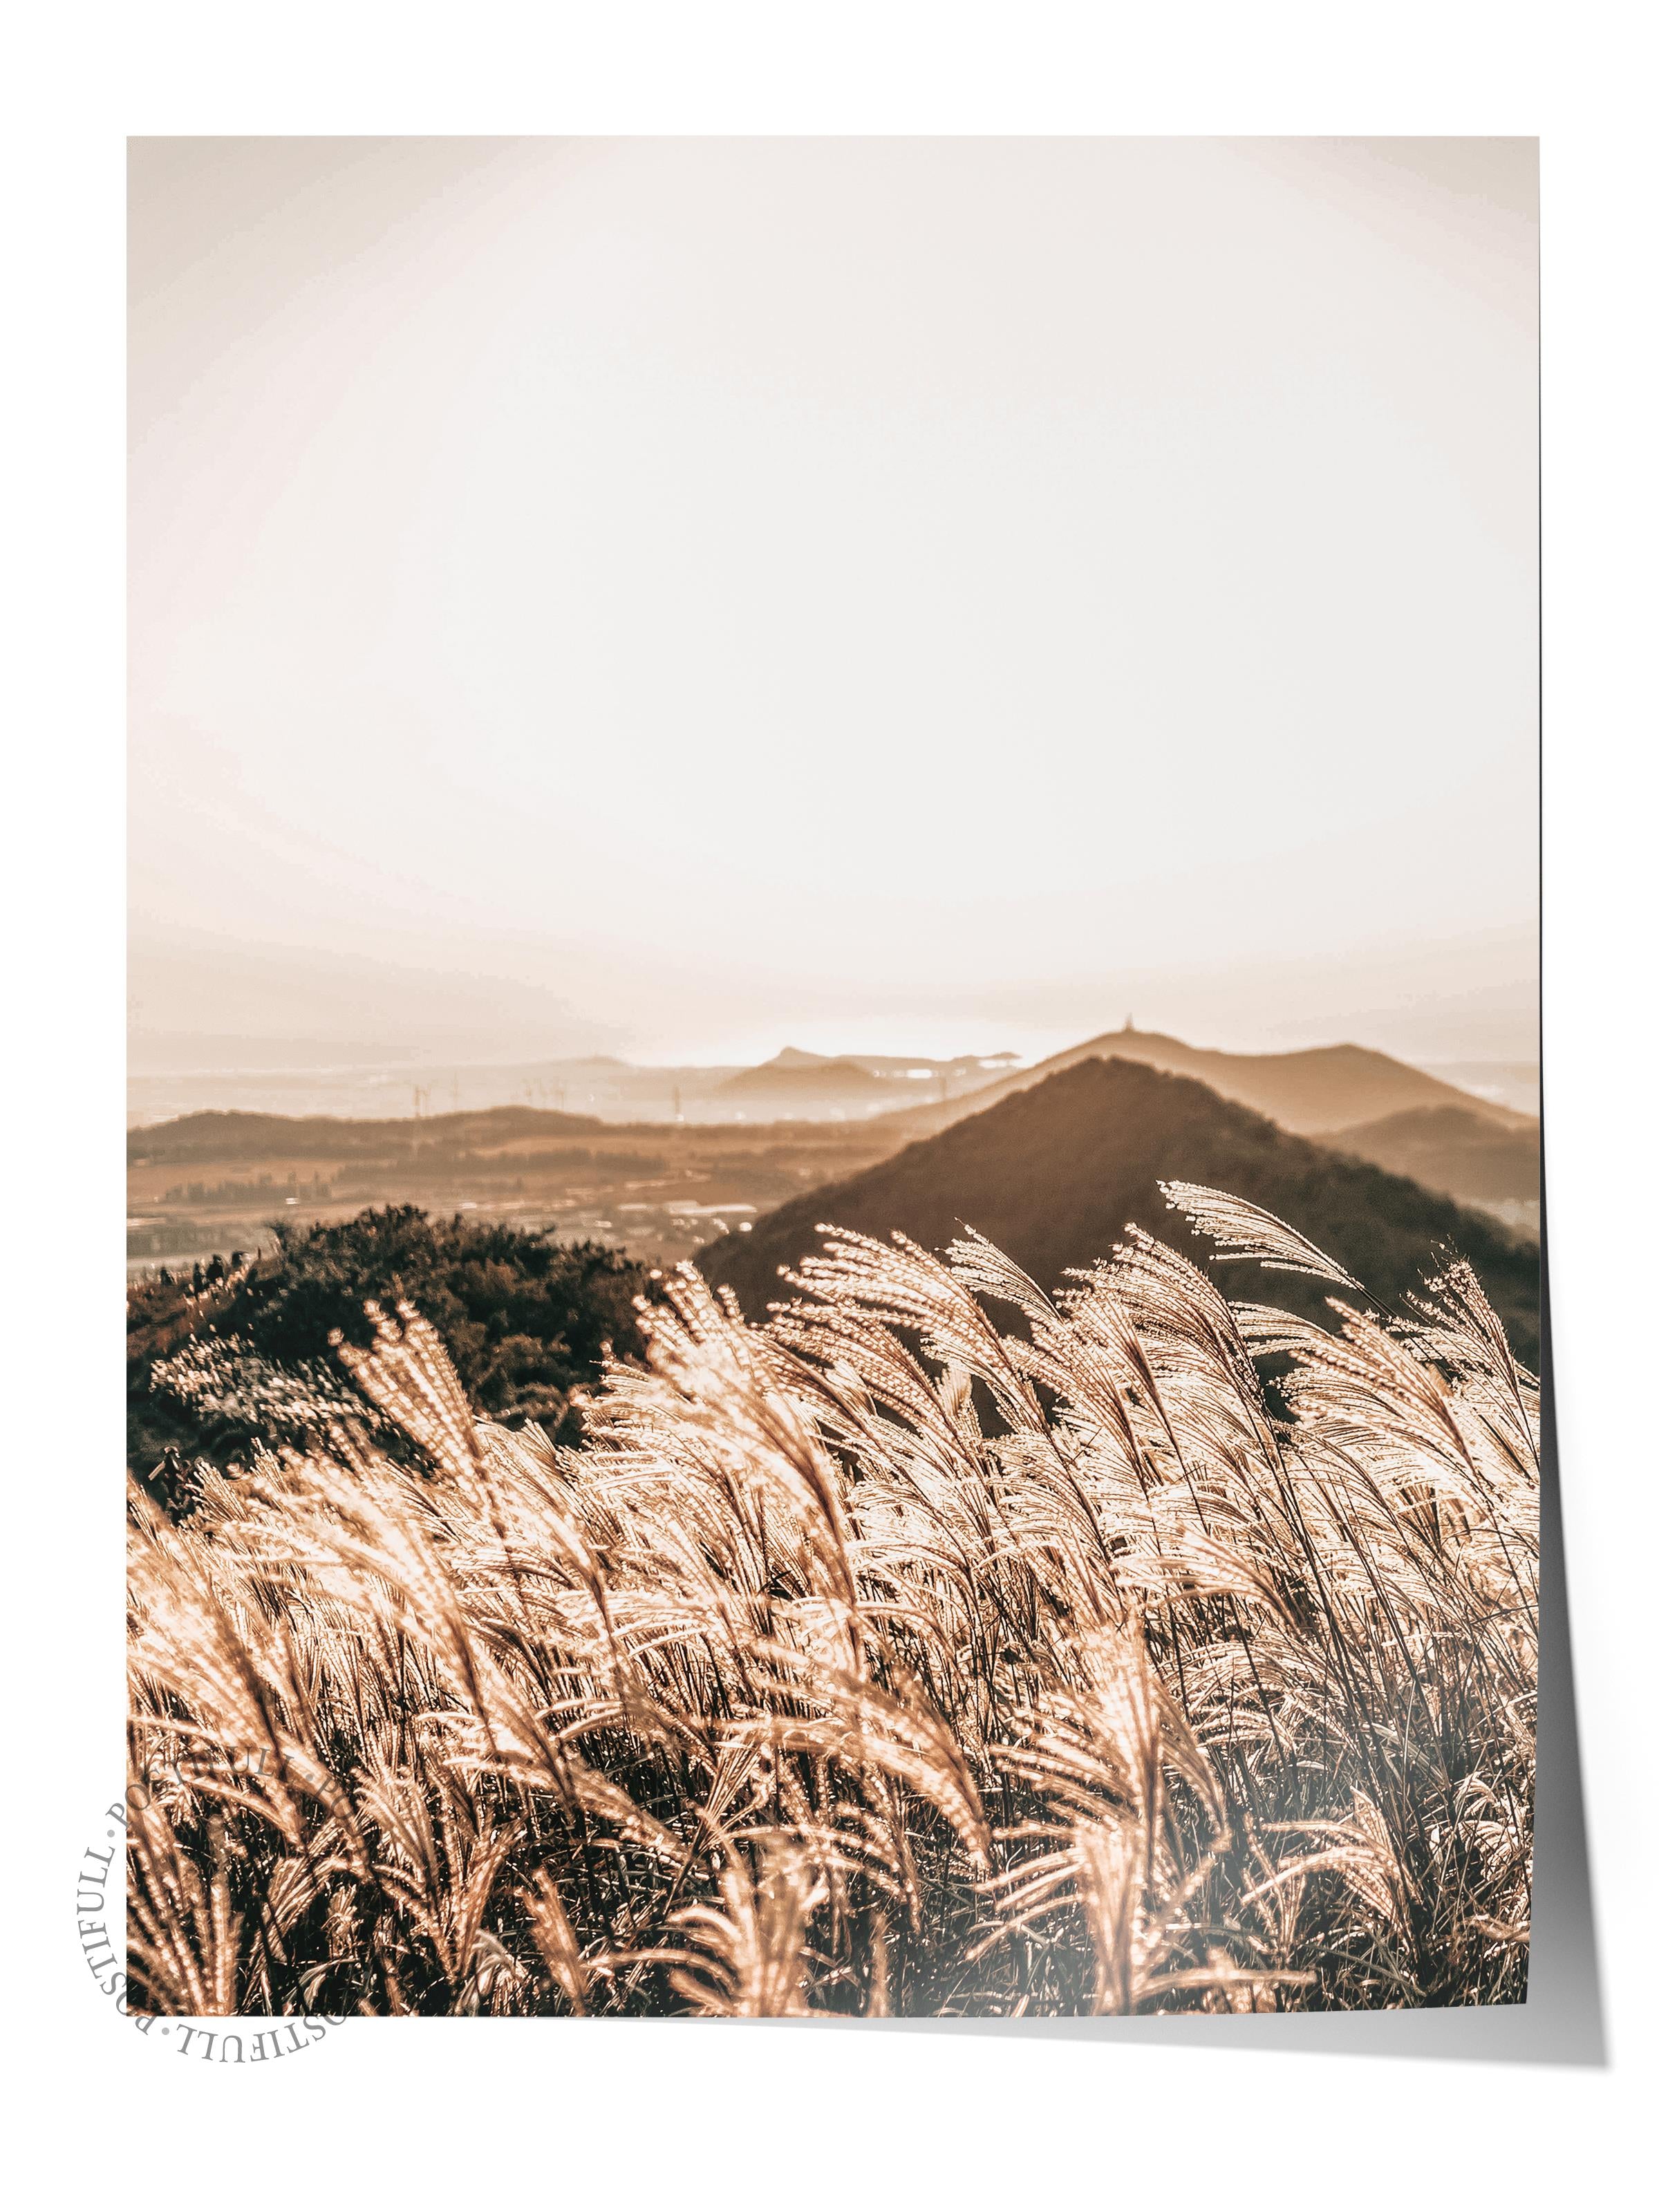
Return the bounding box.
[130,137,1538,1068]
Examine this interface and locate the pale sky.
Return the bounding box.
[130,137,1538,1068]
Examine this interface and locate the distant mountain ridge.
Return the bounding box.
[697,1058,1539,1362]
[762,1045,1020,1078]
[877,1027,1535,1141]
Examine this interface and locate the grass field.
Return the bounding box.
[127,1185,1536,2018]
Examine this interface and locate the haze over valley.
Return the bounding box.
[128,1023,1541,1282]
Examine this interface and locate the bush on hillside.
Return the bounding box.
[128,1206,650,1491]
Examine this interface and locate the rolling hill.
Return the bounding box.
[697,1057,1540,1362]
[127,1104,609,1167]
[1324,1104,1541,1208]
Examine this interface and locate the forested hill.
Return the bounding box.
[697,1057,1540,1362]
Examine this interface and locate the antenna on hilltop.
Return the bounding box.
[1125,1013,1135,1033]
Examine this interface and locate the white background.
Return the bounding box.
[3,5,1653,2206]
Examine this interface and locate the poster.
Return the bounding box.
[127,137,1540,2021]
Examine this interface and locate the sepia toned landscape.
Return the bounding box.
[129,1163,1538,2019]
[128,136,1539,2019]
[127,1029,1541,2018]
[128,1026,1539,1275]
